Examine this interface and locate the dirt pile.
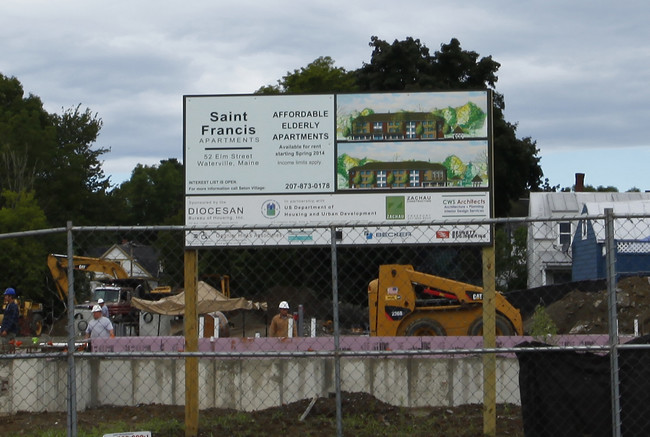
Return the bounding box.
[528,276,650,335]
[0,392,524,436]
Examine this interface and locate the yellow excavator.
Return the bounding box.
[47,253,172,305]
[368,264,523,336]
[47,254,174,336]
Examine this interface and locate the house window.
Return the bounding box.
[558,222,571,246]
[376,170,386,187]
[409,170,420,187]
[545,268,572,285]
[406,121,416,138]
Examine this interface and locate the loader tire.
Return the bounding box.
[468,314,515,336]
[30,314,44,336]
[404,319,446,336]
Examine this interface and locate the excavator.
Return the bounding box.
[368,264,523,336]
[47,254,173,304]
[47,254,174,335]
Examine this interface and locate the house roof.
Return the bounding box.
[353,112,444,123]
[581,200,650,241]
[529,192,650,217]
[349,161,445,172]
[85,243,160,280]
[528,192,650,240]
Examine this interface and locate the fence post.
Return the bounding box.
[605,208,621,437]
[184,249,199,437]
[482,245,496,436]
[66,221,78,437]
[330,227,343,437]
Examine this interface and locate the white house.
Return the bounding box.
[527,191,650,289]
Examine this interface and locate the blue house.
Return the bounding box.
[572,201,650,281]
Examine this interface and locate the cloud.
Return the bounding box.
[1,0,649,191]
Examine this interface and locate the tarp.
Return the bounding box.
[516,335,650,437]
[131,281,267,315]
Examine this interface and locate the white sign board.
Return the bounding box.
[184,91,493,247]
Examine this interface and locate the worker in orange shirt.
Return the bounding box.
[269,301,298,337]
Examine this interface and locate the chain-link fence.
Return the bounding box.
[0,209,649,435]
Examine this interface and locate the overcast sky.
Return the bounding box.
[2,1,649,192]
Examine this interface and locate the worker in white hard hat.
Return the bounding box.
[85,305,115,339]
[97,298,109,318]
[269,300,297,337]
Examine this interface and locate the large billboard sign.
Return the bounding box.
[184,91,493,247]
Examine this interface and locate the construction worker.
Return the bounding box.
[85,305,115,339]
[97,298,109,318]
[269,301,297,337]
[0,288,19,352]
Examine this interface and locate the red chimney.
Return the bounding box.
[575,173,585,192]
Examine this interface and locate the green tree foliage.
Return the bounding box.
[113,159,184,225]
[256,56,358,94]
[494,225,528,291]
[0,190,50,301]
[39,105,111,225]
[582,184,618,192]
[492,120,543,215]
[529,304,558,340]
[0,74,112,226]
[0,74,56,195]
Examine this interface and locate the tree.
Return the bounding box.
[0,74,56,196]
[0,74,112,226]
[256,56,357,94]
[113,159,184,225]
[38,105,111,225]
[582,184,618,192]
[0,190,50,301]
[494,225,528,291]
[356,37,500,91]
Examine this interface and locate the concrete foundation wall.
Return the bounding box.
[0,355,520,415]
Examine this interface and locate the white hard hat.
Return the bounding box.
[278,301,289,309]
[92,305,102,313]
[97,298,104,304]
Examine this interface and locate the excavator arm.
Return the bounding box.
[47,254,130,304]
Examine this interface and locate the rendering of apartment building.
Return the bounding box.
[348,111,445,141]
[348,161,448,188]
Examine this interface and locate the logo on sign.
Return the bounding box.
[385,196,405,220]
[261,200,280,219]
